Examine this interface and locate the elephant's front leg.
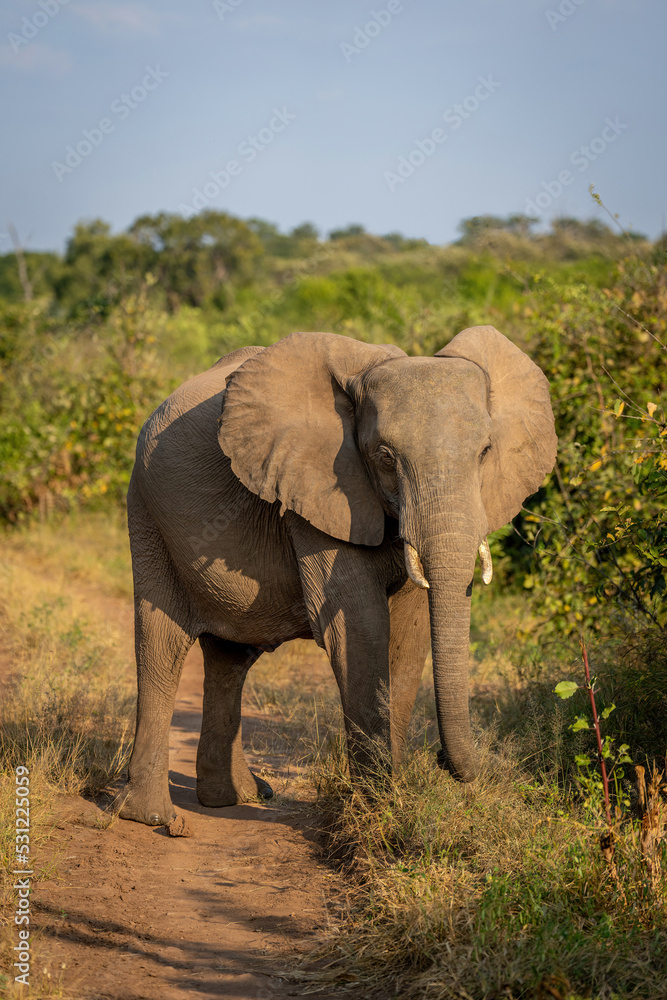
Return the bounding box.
[196,635,273,807]
[327,596,392,779]
[387,580,431,763]
[327,580,430,777]
[289,520,393,780]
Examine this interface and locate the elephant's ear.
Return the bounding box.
[220,332,407,545]
[437,325,557,532]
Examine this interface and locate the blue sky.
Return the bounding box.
[1,0,665,253]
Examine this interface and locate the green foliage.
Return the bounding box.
[556,675,632,818]
[457,212,648,261]
[0,250,63,302]
[0,284,167,521]
[512,249,667,636]
[53,218,151,317]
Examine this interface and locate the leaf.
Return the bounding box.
[613,399,625,418]
[555,681,579,699]
[600,703,616,720]
[648,401,658,417]
[589,459,602,472]
[571,716,590,732]
[575,754,592,767]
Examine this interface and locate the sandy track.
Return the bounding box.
[33,640,343,999]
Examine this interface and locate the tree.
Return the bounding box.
[290,222,319,241]
[129,211,264,308]
[550,217,612,240]
[55,219,151,315]
[457,215,508,245]
[506,214,538,238]
[329,224,366,240]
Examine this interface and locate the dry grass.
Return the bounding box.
[0,513,135,936]
[245,640,341,756]
[299,730,667,1000]
[1,508,134,601]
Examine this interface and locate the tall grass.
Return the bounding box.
[304,723,667,1000]
[0,514,136,913]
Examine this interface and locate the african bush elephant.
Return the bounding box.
[117,327,556,826]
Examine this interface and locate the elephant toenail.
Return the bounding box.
[148,813,162,825]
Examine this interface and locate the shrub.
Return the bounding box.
[508,249,667,637]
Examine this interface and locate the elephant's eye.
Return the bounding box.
[480,443,492,462]
[374,447,395,471]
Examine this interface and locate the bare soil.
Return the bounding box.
[30,604,347,999]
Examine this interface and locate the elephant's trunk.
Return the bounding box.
[427,558,478,781]
[402,485,483,782]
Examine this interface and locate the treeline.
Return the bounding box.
[0,211,648,316]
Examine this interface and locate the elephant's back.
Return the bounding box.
[136,345,265,469]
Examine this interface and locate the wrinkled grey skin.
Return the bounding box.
[116,327,556,826]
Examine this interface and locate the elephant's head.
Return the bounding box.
[219,328,557,781]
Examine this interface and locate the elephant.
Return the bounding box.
[116,326,557,826]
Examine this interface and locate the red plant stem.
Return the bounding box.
[582,642,612,827]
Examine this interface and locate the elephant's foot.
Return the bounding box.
[196,769,273,808]
[113,782,176,826]
[253,772,274,800]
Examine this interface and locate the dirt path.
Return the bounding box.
[33,636,343,999]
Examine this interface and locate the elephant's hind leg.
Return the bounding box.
[117,596,194,825]
[196,635,273,807]
[116,480,195,825]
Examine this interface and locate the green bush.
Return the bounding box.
[0,287,166,521]
[508,250,667,637]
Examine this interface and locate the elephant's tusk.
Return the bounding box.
[404,541,429,589]
[478,538,493,585]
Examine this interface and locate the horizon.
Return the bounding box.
[2,206,654,263]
